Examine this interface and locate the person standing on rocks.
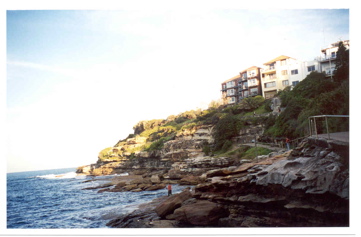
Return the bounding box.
[167,184,172,196]
[286,137,290,150]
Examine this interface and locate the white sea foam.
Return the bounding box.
[36,172,78,179]
[113,172,129,176]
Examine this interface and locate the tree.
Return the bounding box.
[213,114,243,151]
[334,41,349,83]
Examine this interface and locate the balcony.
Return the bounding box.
[263,66,276,74]
[316,55,337,63]
[263,75,277,81]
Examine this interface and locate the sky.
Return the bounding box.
[3,3,351,173]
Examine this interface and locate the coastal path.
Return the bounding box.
[310,131,349,143]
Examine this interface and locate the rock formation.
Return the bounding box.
[106,137,349,228]
[76,124,215,177]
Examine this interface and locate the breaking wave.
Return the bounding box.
[35,172,78,179]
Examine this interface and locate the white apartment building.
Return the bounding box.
[315,40,350,78]
[261,55,308,99]
[221,40,349,101]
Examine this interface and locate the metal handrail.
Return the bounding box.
[308,115,349,139]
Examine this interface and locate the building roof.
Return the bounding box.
[321,40,350,52]
[222,74,241,84]
[263,55,294,65]
[240,66,261,73]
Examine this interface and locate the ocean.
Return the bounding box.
[7,167,185,229]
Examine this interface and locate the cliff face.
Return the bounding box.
[76,124,215,176]
[107,137,349,228]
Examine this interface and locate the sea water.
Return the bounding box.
[7,167,185,228]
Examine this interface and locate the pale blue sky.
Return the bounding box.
[5,7,350,172]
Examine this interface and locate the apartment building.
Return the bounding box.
[315,40,350,78]
[239,66,262,99]
[260,55,308,99]
[221,75,240,105]
[221,66,262,105]
[221,40,350,102]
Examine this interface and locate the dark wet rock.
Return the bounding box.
[82,183,114,190]
[154,190,193,218]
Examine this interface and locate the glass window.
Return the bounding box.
[227,89,235,96]
[282,80,289,86]
[250,88,258,96]
[307,65,316,72]
[292,81,299,87]
[291,69,298,75]
[265,81,276,88]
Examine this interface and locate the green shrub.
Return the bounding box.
[221,140,233,152]
[202,145,211,156]
[242,147,272,160]
[145,136,173,151]
[213,114,243,151]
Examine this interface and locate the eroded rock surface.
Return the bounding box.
[107,137,349,228]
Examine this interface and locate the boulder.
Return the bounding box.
[206,168,232,178]
[179,175,203,185]
[145,183,166,191]
[155,190,192,218]
[172,200,229,226]
[168,170,183,180]
[150,175,161,184]
[76,165,92,175]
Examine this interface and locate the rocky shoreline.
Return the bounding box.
[78,136,349,228]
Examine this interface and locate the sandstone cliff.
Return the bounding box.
[76,124,216,177]
[107,137,349,227]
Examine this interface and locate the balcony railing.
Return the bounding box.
[263,75,277,81]
[315,55,337,62]
[264,66,276,72]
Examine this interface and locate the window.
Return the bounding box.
[250,88,258,96]
[269,73,276,79]
[292,81,299,87]
[227,89,235,96]
[228,97,236,104]
[307,65,316,72]
[268,63,275,70]
[265,81,276,88]
[248,70,256,77]
[249,79,257,86]
[291,69,298,75]
[280,59,287,66]
[242,73,247,79]
[226,81,235,88]
[331,52,336,58]
[243,82,248,89]
[282,80,289,86]
[281,70,287,75]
